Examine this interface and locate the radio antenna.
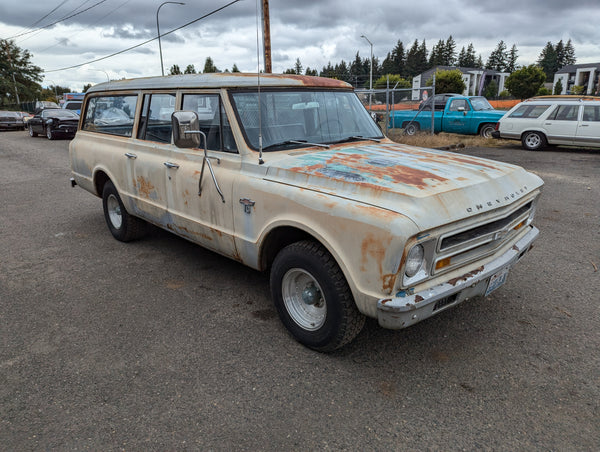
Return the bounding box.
[255,0,264,164]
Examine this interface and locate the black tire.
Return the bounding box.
[521,131,546,151]
[102,180,146,242]
[46,126,53,140]
[403,122,419,136]
[29,124,37,137]
[479,123,495,138]
[270,240,365,352]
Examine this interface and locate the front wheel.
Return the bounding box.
[479,123,495,139]
[270,240,365,352]
[521,131,546,151]
[102,180,146,242]
[46,127,54,140]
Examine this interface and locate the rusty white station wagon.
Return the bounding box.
[70,73,543,351]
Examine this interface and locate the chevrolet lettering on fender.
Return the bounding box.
[69,73,543,351]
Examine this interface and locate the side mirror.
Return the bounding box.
[172,111,201,148]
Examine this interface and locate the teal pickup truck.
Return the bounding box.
[389,95,505,138]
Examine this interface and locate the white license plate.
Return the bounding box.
[485,268,509,296]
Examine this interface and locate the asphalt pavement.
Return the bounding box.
[1,130,598,450]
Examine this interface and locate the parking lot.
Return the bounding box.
[1,130,598,450]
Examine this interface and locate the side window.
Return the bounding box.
[548,105,579,121]
[449,99,469,111]
[83,95,137,137]
[182,94,237,153]
[582,106,600,122]
[137,93,175,143]
[509,104,550,119]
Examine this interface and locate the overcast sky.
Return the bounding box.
[1,0,600,92]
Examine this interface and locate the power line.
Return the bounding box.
[44,0,243,73]
[20,0,70,34]
[6,0,109,40]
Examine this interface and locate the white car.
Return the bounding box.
[492,96,600,150]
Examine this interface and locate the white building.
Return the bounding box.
[411,66,509,100]
[553,63,600,95]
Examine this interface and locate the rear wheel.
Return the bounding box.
[521,131,546,151]
[403,122,419,136]
[479,123,495,138]
[102,180,146,242]
[29,124,37,137]
[270,240,365,352]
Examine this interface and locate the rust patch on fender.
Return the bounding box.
[382,274,396,294]
[447,266,484,286]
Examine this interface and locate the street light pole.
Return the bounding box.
[361,34,373,114]
[156,1,185,76]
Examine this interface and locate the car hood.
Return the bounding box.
[264,143,544,230]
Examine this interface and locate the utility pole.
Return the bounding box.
[261,0,272,73]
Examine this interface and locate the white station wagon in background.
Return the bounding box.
[70,73,543,351]
[493,96,600,150]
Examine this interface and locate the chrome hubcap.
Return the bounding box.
[282,268,326,330]
[106,194,122,229]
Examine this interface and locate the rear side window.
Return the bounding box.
[83,95,137,137]
[509,104,550,119]
[583,106,600,122]
[182,94,237,153]
[547,105,580,121]
[137,93,176,143]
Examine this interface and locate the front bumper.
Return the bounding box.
[377,226,539,329]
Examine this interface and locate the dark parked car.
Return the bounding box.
[0,111,25,130]
[28,108,80,140]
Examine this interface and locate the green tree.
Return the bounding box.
[553,78,563,95]
[426,69,466,94]
[505,65,546,99]
[537,42,558,81]
[484,80,499,98]
[304,67,318,76]
[458,43,477,67]
[231,63,240,73]
[506,45,519,72]
[405,39,428,77]
[373,74,410,89]
[203,57,219,73]
[184,64,196,74]
[443,35,456,66]
[563,39,576,66]
[0,39,43,107]
[486,40,507,71]
[169,64,182,75]
[82,83,93,93]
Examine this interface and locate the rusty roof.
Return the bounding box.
[86,73,352,93]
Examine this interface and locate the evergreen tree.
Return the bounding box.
[304,67,318,76]
[443,35,457,66]
[475,55,484,68]
[404,40,421,77]
[555,40,565,68]
[429,39,445,67]
[231,64,240,73]
[486,40,507,71]
[506,44,518,73]
[184,64,196,74]
[563,39,576,65]
[458,43,477,67]
[294,58,303,75]
[553,78,563,95]
[203,57,219,73]
[381,52,395,75]
[537,42,558,81]
[391,40,405,75]
[169,64,182,75]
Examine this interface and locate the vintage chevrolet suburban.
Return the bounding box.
[69,73,543,351]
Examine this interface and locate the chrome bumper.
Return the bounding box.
[377,226,539,329]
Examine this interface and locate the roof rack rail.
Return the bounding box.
[527,95,600,101]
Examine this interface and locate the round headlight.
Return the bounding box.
[405,244,424,277]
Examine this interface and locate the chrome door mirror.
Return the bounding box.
[172,111,201,148]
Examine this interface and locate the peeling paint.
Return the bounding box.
[447,266,485,286]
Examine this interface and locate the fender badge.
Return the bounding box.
[239,198,255,214]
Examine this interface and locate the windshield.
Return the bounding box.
[470,97,494,111]
[231,90,383,151]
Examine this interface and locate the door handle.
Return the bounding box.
[163,162,180,169]
[125,152,137,159]
[580,124,589,127]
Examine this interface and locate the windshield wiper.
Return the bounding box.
[333,135,382,144]
[262,139,330,151]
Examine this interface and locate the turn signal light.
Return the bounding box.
[435,257,451,270]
